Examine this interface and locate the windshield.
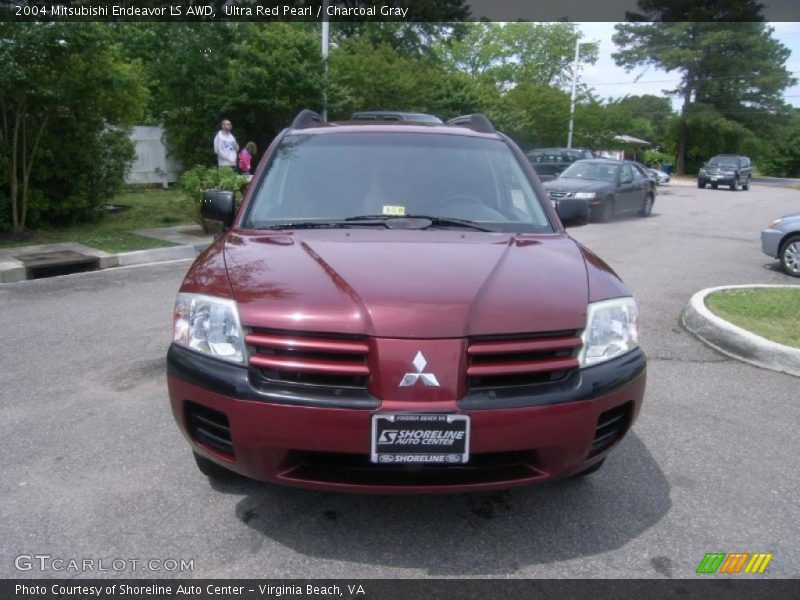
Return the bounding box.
[708,157,739,168]
[527,149,585,164]
[559,161,619,182]
[243,132,552,232]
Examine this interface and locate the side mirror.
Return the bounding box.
[201,190,236,229]
[555,198,589,228]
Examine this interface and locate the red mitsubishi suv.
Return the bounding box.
[167,110,646,493]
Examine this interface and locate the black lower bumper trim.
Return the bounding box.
[167,344,380,409]
[168,345,645,411]
[458,348,646,410]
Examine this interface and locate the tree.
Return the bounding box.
[497,84,571,149]
[223,23,324,148]
[438,22,598,93]
[119,23,237,169]
[0,23,146,232]
[611,94,674,146]
[613,1,796,174]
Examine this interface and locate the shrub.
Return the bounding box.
[177,165,248,230]
[26,127,138,228]
[643,149,673,169]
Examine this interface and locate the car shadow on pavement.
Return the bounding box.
[212,433,670,576]
[761,262,788,275]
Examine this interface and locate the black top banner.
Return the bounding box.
[1,0,799,22]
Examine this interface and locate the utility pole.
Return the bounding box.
[321,0,329,122]
[567,37,580,149]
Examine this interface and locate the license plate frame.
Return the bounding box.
[370,413,470,465]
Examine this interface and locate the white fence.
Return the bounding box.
[126,125,181,186]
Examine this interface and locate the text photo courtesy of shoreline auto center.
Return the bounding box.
[1,0,799,599]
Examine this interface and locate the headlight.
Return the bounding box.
[579,297,639,367]
[173,293,246,364]
[768,218,783,228]
[723,171,735,176]
[573,192,596,199]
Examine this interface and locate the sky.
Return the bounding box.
[575,22,800,110]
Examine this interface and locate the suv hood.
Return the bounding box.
[215,230,606,339]
[543,178,613,194]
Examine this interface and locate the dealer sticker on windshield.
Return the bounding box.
[371,413,470,464]
[382,205,406,216]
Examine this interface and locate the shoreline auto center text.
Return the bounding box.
[14,583,367,599]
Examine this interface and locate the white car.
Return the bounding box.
[647,168,670,185]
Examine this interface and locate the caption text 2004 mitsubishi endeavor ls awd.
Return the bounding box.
[166,110,646,493]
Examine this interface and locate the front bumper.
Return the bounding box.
[761,229,783,258]
[167,345,646,493]
[699,174,736,185]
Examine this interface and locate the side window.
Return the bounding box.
[632,165,644,181]
[621,164,633,182]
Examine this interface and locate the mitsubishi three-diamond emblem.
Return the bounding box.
[399,351,440,387]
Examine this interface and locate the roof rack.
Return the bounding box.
[446,114,496,134]
[291,109,323,129]
[351,111,443,124]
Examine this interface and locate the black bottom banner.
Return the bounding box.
[3,579,799,600]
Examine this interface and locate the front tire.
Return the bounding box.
[730,177,739,191]
[780,234,800,277]
[595,197,614,223]
[742,177,750,191]
[711,183,718,189]
[697,180,706,189]
[640,193,654,217]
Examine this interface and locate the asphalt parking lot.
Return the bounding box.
[1,182,798,579]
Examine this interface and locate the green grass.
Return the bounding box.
[0,188,195,253]
[705,288,800,349]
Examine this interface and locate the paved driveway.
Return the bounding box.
[1,183,798,579]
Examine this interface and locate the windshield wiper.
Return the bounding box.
[345,214,496,232]
[255,219,388,230]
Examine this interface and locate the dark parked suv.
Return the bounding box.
[697,155,752,190]
[526,147,594,181]
[167,110,646,493]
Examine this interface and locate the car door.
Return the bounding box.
[630,164,651,211]
[741,157,751,180]
[617,164,638,212]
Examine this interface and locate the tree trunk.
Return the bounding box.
[10,105,21,232]
[676,26,698,177]
[19,114,46,230]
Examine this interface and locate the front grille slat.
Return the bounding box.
[247,329,370,389]
[467,357,579,377]
[467,331,582,389]
[246,333,368,355]
[468,336,582,356]
[250,354,369,376]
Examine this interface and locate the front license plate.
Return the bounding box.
[371,413,470,465]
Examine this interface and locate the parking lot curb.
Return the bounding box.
[682,284,800,378]
[116,244,199,267]
[0,239,212,283]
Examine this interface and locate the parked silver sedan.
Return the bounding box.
[761,213,800,277]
